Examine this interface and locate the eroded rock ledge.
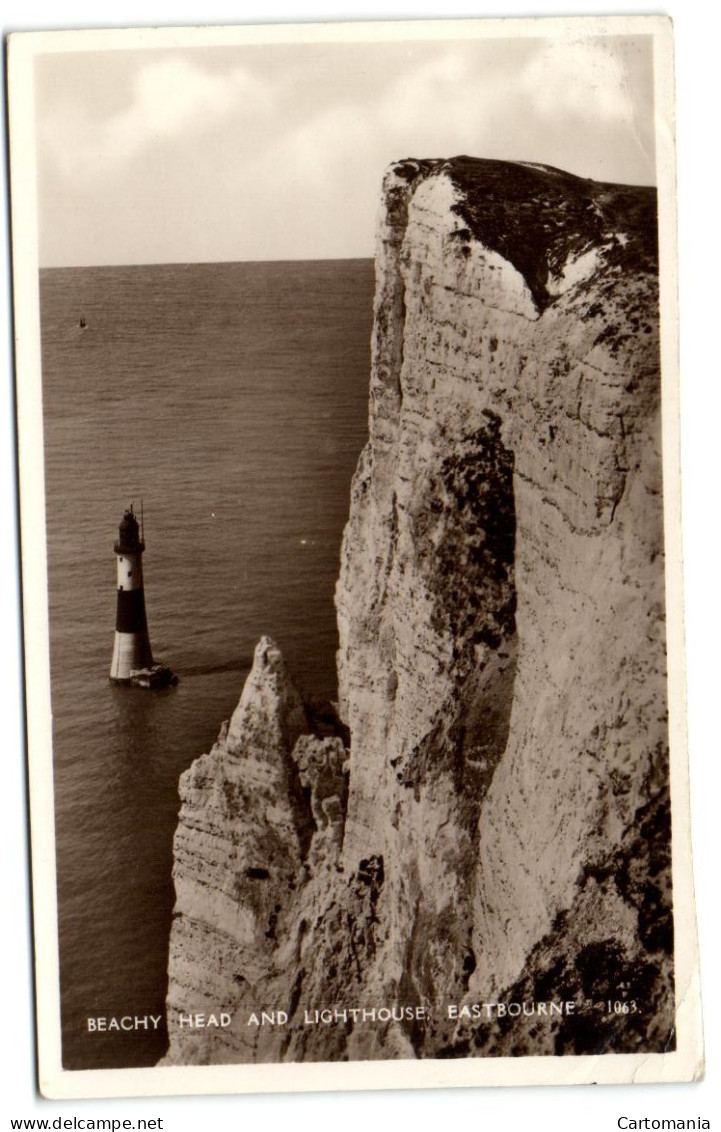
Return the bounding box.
[162,157,671,1065]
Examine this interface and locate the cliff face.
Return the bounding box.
[162,158,671,1065]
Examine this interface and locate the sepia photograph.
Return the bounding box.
[7,13,702,1100]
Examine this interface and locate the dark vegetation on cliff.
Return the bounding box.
[394,155,658,311]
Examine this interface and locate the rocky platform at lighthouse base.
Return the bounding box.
[110,663,178,689]
[161,156,672,1065]
[130,663,179,690]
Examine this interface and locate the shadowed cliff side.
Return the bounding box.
[162,157,671,1065]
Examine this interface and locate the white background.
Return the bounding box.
[1,2,718,1129]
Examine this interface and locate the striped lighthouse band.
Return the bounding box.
[115,587,150,635]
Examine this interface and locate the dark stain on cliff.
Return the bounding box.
[584,777,674,960]
[395,412,518,829]
[431,413,516,652]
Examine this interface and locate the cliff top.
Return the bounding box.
[390,156,658,311]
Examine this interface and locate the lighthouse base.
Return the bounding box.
[110,663,179,690]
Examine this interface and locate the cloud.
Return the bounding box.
[40,56,275,181]
[519,39,633,122]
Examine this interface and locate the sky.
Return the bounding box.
[33,31,657,266]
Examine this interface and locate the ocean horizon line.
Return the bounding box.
[39,254,375,272]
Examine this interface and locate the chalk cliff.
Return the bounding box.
[162,157,671,1064]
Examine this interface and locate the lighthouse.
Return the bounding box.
[109,504,177,689]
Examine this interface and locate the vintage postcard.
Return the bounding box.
[9,15,702,1099]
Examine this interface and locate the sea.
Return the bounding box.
[38,259,375,1070]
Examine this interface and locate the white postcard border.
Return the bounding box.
[8,14,703,1100]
